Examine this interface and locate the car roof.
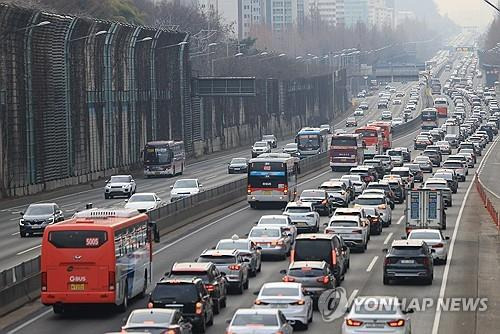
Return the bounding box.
[330,215,360,222]
[261,282,301,289]
[320,181,345,187]
[296,233,336,240]
[234,308,280,316]
[391,239,425,247]
[425,178,447,184]
[200,249,239,256]
[172,262,212,271]
[288,261,327,269]
[286,201,313,208]
[358,194,385,199]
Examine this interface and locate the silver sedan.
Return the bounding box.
[254,282,313,329]
[342,296,413,334]
[226,309,293,334]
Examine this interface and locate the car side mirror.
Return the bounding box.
[401,235,407,240]
[131,179,135,182]
[243,258,251,263]
[156,198,161,201]
[431,249,436,253]
[253,291,260,296]
[105,179,109,183]
[124,199,129,203]
[279,269,287,275]
[170,185,174,189]
[220,272,226,276]
[164,272,170,276]
[342,245,348,252]
[323,222,328,226]
[226,319,232,324]
[445,236,450,240]
[20,211,24,216]
[382,248,388,253]
[256,246,262,250]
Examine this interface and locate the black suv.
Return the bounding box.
[292,234,349,285]
[166,262,228,314]
[383,240,434,285]
[149,277,214,333]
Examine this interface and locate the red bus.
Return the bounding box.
[329,134,364,171]
[354,126,383,159]
[433,97,448,118]
[41,209,160,314]
[368,121,392,151]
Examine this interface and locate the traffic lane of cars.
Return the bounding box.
[0,90,396,270]
[7,122,421,334]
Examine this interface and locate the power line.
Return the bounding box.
[483,0,500,14]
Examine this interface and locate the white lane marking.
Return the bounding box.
[383,232,394,245]
[16,244,41,256]
[60,202,81,208]
[11,232,20,236]
[10,217,20,221]
[347,289,359,306]
[6,308,52,334]
[366,256,379,272]
[396,216,404,225]
[205,175,218,181]
[431,132,498,334]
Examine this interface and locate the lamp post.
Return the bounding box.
[68,30,108,43]
[157,41,188,50]
[211,53,243,76]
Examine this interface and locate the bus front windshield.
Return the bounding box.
[144,146,172,165]
[297,134,320,150]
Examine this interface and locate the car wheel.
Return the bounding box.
[221,296,227,308]
[302,321,309,330]
[383,276,390,285]
[257,260,262,273]
[196,317,206,333]
[250,267,257,277]
[104,194,109,199]
[20,231,26,238]
[117,283,128,313]
[53,304,64,315]
[213,299,220,315]
[207,312,214,326]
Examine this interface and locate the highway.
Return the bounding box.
[5,67,496,334]
[5,111,497,334]
[0,82,420,271]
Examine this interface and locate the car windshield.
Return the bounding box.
[25,204,53,215]
[249,228,280,238]
[128,311,174,325]
[415,157,429,163]
[198,255,236,264]
[284,143,297,149]
[356,197,384,205]
[259,217,287,225]
[217,241,249,251]
[408,232,441,240]
[392,170,409,177]
[173,180,197,188]
[151,284,199,303]
[330,220,358,227]
[262,136,275,141]
[301,190,325,198]
[110,176,130,183]
[254,142,267,147]
[443,162,462,168]
[390,246,425,256]
[169,272,210,283]
[231,158,247,164]
[342,175,361,181]
[261,286,299,297]
[437,141,448,145]
[294,239,332,262]
[231,314,278,327]
[387,150,401,156]
[289,267,325,277]
[434,173,451,180]
[285,207,311,213]
[128,194,155,202]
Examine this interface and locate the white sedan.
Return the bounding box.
[342,296,413,334]
[407,229,450,264]
[254,282,313,329]
[124,192,162,211]
[354,108,364,116]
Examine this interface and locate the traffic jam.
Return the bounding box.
[33,52,500,334]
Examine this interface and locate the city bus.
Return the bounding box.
[434,97,449,118]
[247,155,298,209]
[143,140,185,178]
[421,108,439,130]
[329,134,364,171]
[431,78,442,95]
[368,121,392,151]
[41,209,160,314]
[295,127,329,157]
[354,125,383,159]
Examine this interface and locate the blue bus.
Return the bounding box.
[295,127,329,157]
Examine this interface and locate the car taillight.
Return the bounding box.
[387,319,405,327]
[321,199,327,205]
[433,243,444,248]
[275,331,284,334]
[195,302,203,315]
[422,257,430,266]
[331,250,337,266]
[254,299,262,305]
[41,272,47,291]
[291,300,305,305]
[325,228,335,234]
[346,319,363,326]
[271,240,284,246]
[378,204,386,209]
[147,302,154,309]
[247,185,252,195]
[205,284,215,292]
[384,257,397,265]
[108,271,115,291]
[283,276,295,282]
[164,329,179,334]
[228,264,241,270]
[317,276,330,284]
[353,229,363,234]
[284,186,288,195]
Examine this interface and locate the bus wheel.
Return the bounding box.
[117,284,128,313]
[180,164,184,175]
[53,304,64,314]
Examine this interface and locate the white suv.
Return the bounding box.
[170,179,203,202]
[104,175,136,199]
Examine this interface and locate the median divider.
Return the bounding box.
[0,119,422,318]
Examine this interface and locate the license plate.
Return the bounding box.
[366,323,385,328]
[263,191,272,195]
[401,259,415,264]
[155,171,160,175]
[70,283,85,291]
[31,225,42,229]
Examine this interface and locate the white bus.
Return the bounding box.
[143,141,185,178]
[247,154,298,209]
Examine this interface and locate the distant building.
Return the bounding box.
[344,0,393,28]
[264,0,299,32]
[396,10,416,26]
[306,0,345,26]
[344,0,369,27]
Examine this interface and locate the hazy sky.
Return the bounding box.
[436,0,497,29]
